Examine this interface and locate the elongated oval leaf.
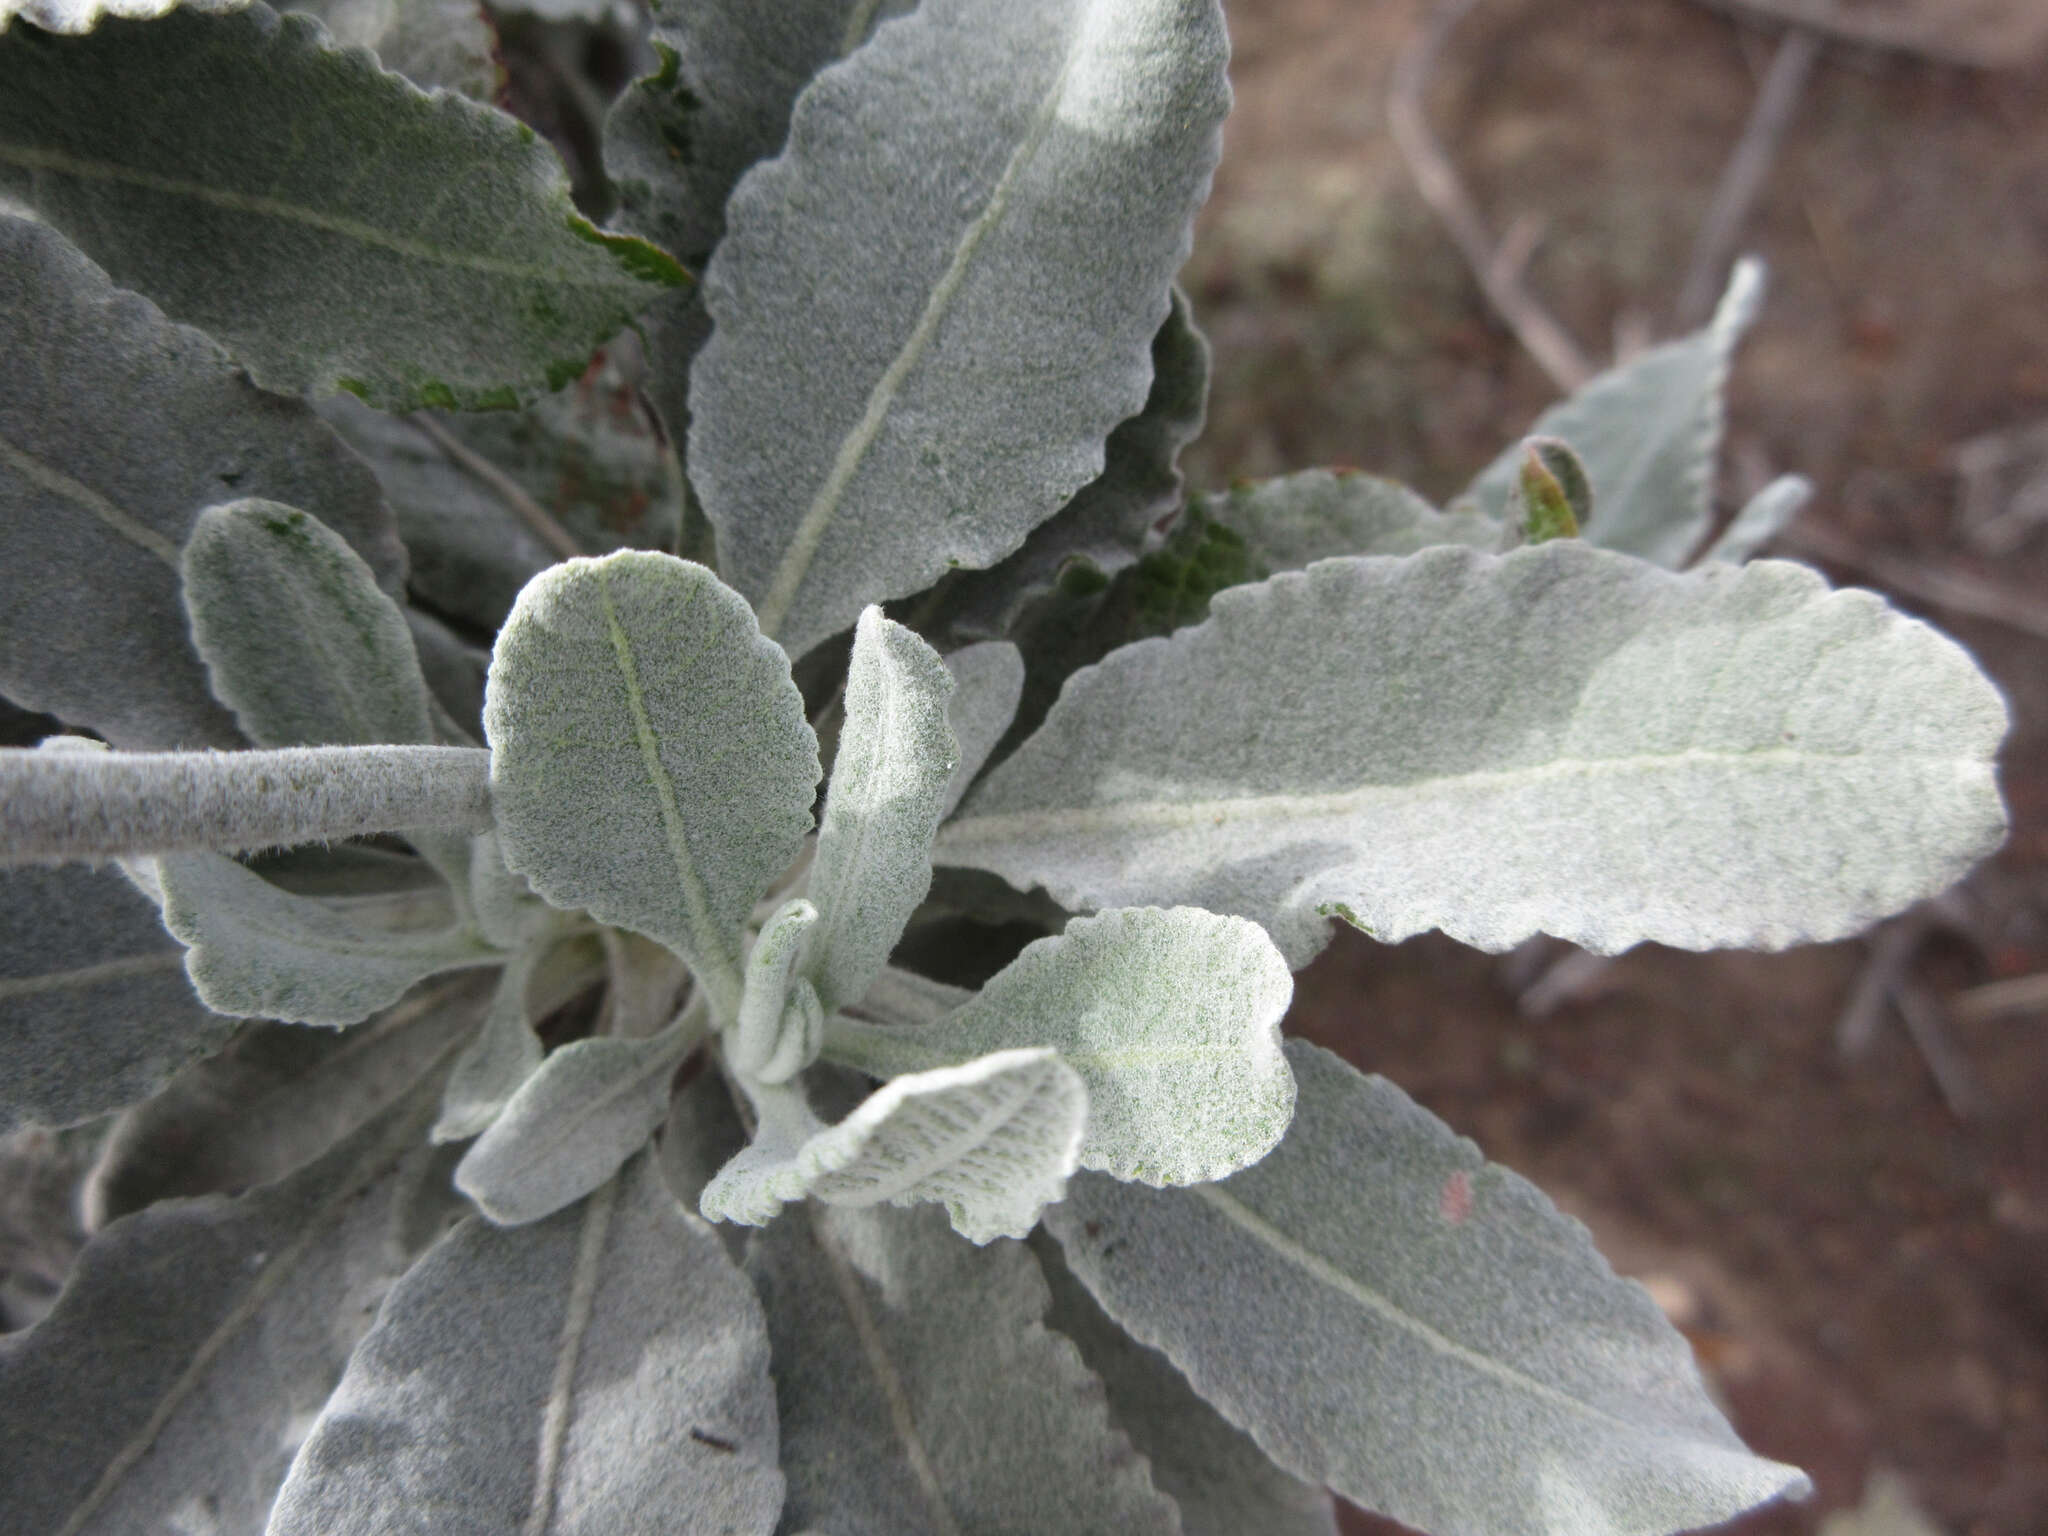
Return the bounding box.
[487,553,817,1018]
[689,0,1230,658]
[153,850,495,1025]
[1706,473,1812,564]
[939,638,1024,820]
[807,608,957,1013]
[270,1153,785,1536]
[455,1027,694,1225]
[0,215,400,750]
[1200,467,1500,573]
[0,6,684,410]
[1048,1040,1810,1536]
[701,1049,1085,1243]
[0,863,235,1132]
[939,542,2009,965]
[0,1079,456,1536]
[828,907,1295,1185]
[749,1202,1180,1535]
[1461,260,1765,569]
[183,499,435,750]
[433,947,545,1143]
[1037,1234,1338,1536]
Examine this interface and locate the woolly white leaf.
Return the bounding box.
[152,850,494,1026]
[938,639,1024,821]
[486,553,819,1019]
[808,608,958,1013]
[0,0,242,36]
[0,215,401,750]
[0,6,684,410]
[729,898,823,1084]
[1048,1040,1812,1536]
[455,1027,695,1225]
[286,0,499,99]
[433,948,545,1143]
[183,499,435,751]
[1200,467,1500,571]
[1037,1235,1338,1536]
[748,1202,1180,1535]
[701,1049,1085,1243]
[689,0,1230,658]
[86,972,495,1224]
[828,907,1295,1184]
[1706,473,1813,563]
[269,1153,785,1536]
[939,542,2009,966]
[1462,259,1766,568]
[0,1081,456,1536]
[0,863,236,1133]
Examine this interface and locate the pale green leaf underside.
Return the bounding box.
[1038,1235,1339,1536]
[1199,467,1500,574]
[689,0,1230,658]
[0,5,683,410]
[0,214,401,750]
[0,863,234,1133]
[0,1082,449,1536]
[270,1153,784,1536]
[701,1049,1085,1243]
[455,1028,690,1225]
[939,639,1024,821]
[1462,259,1765,569]
[749,1202,1180,1536]
[153,850,494,1026]
[485,553,819,1020]
[828,906,1295,1185]
[1049,1040,1811,1536]
[0,0,241,35]
[182,499,435,750]
[940,542,2009,966]
[807,608,959,1014]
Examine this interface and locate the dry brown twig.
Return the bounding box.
[1387,0,1594,394]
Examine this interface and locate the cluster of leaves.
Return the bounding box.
[0,0,2011,1533]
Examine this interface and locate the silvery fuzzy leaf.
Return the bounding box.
[603,0,913,269]
[807,609,958,1014]
[829,907,1294,1185]
[0,6,684,411]
[284,0,500,99]
[268,1152,784,1536]
[1047,1041,1812,1536]
[934,287,1213,644]
[748,1202,1180,1535]
[183,500,436,751]
[0,215,401,751]
[1705,473,1813,564]
[0,1076,459,1536]
[486,552,819,1020]
[939,542,2009,967]
[1461,260,1767,569]
[1199,467,1501,572]
[1035,1234,1338,1536]
[0,0,242,35]
[153,850,495,1026]
[433,947,545,1143]
[86,973,493,1225]
[455,1026,697,1225]
[0,863,236,1133]
[701,1049,1085,1243]
[689,0,1231,660]
[938,639,1023,821]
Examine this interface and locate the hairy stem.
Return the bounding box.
[0,744,493,864]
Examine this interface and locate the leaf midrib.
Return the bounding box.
[0,142,640,289]
[942,741,1969,847]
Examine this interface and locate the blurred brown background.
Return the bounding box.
[1192,2,2048,1531]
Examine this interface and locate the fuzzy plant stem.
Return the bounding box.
[0,744,493,865]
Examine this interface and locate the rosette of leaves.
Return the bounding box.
[0,2,2011,1535]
